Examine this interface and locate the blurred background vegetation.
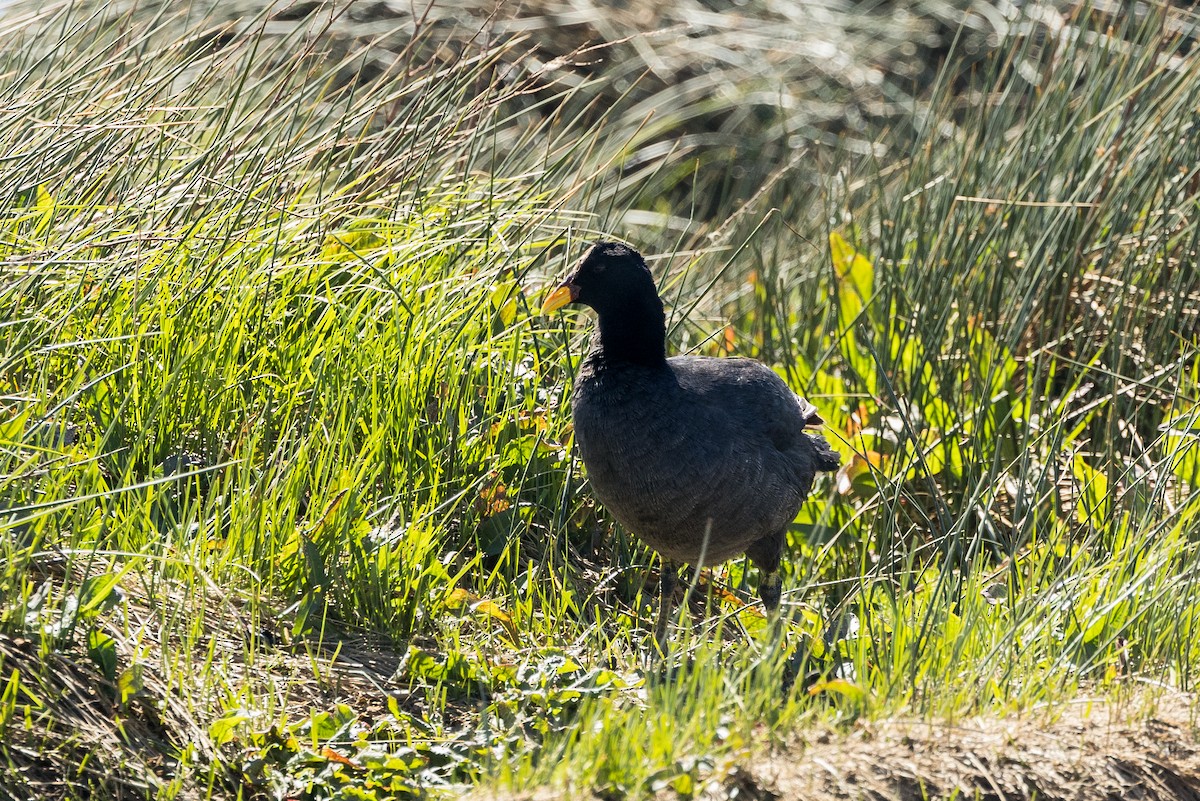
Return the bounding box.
[2,0,1200,798]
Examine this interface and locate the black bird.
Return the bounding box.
[542,242,840,645]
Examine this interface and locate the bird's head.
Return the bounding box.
[540,241,657,317]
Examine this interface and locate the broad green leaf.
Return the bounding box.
[87,630,118,683]
[0,409,31,443]
[829,233,877,379]
[209,709,252,745]
[1081,610,1106,644]
[117,664,145,705]
[1163,407,1200,488]
[397,645,484,687]
[490,281,520,326]
[35,184,54,212]
[77,573,125,618]
[1071,456,1110,528]
[0,670,20,731]
[829,232,874,301]
[33,185,56,240]
[793,606,827,658]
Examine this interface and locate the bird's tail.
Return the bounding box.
[805,431,842,473]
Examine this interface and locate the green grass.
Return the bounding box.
[2,0,1200,798]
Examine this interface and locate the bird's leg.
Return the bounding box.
[759,570,783,615]
[655,560,678,653]
[747,532,785,620]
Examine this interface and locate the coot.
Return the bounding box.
[542,242,840,644]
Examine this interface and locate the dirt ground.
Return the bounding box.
[479,693,1200,800]
[718,695,1200,801]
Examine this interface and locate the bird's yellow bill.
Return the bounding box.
[540,284,576,314]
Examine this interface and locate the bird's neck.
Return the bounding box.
[591,296,668,368]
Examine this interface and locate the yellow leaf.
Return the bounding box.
[490,281,521,327]
[499,297,518,326]
[475,598,520,642]
[444,587,472,609]
[33,185,57,240]
[444,588,520,641]
[35,185,55,211]
[320,229,384,261]
[117,664,145,705]
[807,678,867,702]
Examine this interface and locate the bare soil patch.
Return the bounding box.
[725,696,1200,801]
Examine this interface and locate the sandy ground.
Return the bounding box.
[719,695,1200,801]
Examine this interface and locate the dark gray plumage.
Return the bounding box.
[542,242,840,643]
